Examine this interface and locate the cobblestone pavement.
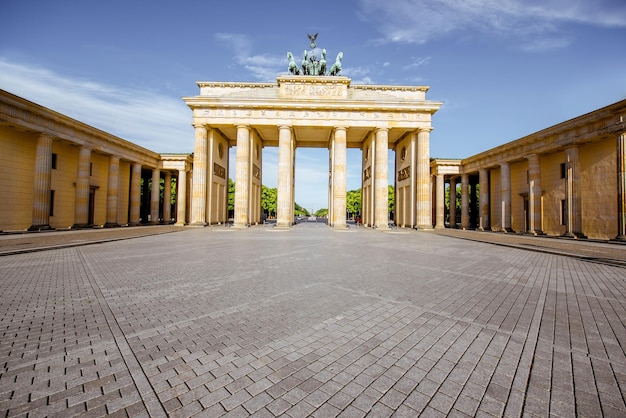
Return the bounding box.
[1,224,625,417]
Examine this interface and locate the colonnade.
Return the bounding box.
[28,134,186,231]
[432,130,626,240]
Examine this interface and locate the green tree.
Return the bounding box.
[388,185,395,214]
[294,203,310,217]
[346,189,362,219]
[228,178,235,213]
[261,185,277,218]
[315,208,328,217]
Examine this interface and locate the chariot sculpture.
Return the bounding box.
[287,34,343,77]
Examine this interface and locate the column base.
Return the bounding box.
[563,231,587,239]
[188,222,207,227]
[231,223,248,229]
[528,229,545,236]
[333,224,349,230]
[71,223,92,230]
[175,221,187,226]
[275,223,291,230]
[129,222,142,227]
[435,225,445,230]
[416,224,433,231]
[501,227,514,233]
[104,223,120,228]
[612,235,626,242]
[28,224,53,231]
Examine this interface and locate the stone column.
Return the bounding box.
[328,142,334,225]
[374,128,389,229]
[104,155,120,227]
[234,125,250,228]
[190,124,208,226]
[129,163,141,226]
[291,140,296,224]
[150,169,160,224]
[449,177,457,228]
[564,146,585,238]
[479,168,490,231]
[461,174,470,229]
[29,133,53,230]
[527,154,543,235]
[163,171,172,224]
[176,169,187,226]
[73,146,92,228]
[618,133,626,240]
[435,174,445,229]
[500,162,512,232]
[333,127,348,229]
[276,126,293,228]
[416,129,431,229]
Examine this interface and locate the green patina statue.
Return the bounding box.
[288,34,342,76]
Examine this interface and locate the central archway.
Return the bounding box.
[183,76,441,230]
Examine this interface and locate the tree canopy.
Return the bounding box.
[229,180,310,218]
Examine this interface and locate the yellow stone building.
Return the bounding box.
[1,86,624,241]
[0,90,191,231]
[431,99,626,240]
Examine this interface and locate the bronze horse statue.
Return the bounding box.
[329,52,343,76]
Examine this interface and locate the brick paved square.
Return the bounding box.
[1,226,625,416]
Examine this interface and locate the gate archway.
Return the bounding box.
[183,75,441,230]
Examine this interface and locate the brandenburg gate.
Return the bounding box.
[183,36,442,230]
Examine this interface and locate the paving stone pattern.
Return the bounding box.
[1,225,625,417]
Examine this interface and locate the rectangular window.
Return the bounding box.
[51,153,57,169]
[50,190,55,217]
[560,163,566,179]
[560,199,566,225]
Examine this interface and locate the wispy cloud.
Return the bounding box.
[0,59,194,153]
[358,0,626,50]
[402,57,431,70]
[215,33,285,81]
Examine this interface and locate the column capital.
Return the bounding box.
[333,126,348,134]
[374,127,388,133]
[192,123,207,129]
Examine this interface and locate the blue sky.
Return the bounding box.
[1,0,625,212]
